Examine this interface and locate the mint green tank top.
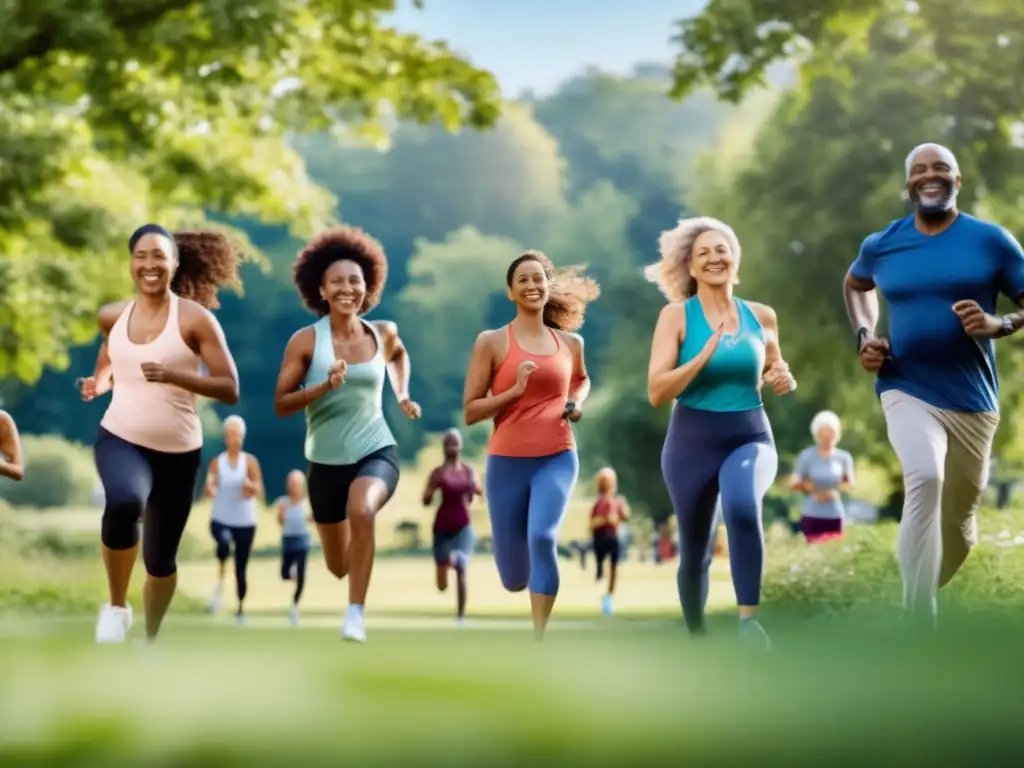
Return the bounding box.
[677,297,765,412]
[303,317,396,465]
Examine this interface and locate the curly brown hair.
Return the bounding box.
[170,229,242,310]
[506,250,601,333]
[292,226,388,316]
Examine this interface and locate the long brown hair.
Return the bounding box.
[505,250,600,332]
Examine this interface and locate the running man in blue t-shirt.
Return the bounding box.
[843,142,1024,624]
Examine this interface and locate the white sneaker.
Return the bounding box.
[95,603,133,644]
[289,607,299,626]
[235,613,246,626]
[207,583,222,614]
[341,608,366,643]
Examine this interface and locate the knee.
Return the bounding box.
[101,500,143,550]
[346,500,375,529]
[215,542,230,561]
[528,528,557,557]
[500,573,528,592]
[325,553,349,580]
[905,465,942,497]
[144,549,177,579]
[723,501,761,534]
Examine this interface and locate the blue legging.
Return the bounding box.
[661,405,777,633]
[485,450,579,596]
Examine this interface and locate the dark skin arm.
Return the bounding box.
[141,301,240,404]
[422,468,440,506]
[273,327,339,418]
[376,321,421,419]
[79,301,129,401]
[0,411,24,481]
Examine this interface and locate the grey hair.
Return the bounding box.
[644,216,742,302]
[222,414,246,438]
[810,410,841,442]
[905,143,959,179]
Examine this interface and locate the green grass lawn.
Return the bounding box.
[1,609,1023,766]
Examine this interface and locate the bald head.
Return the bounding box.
[905,143,959,179]
[904,143,961,216]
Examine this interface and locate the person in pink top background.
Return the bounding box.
[463,250,599,640]
[79,224,242,645]
[422,428,482,623]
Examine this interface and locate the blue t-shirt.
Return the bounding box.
[850,213,1024,413]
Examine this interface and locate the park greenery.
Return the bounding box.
[4,0,1024,528]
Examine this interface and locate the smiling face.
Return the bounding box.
[131,233,177,296]
[815,424,837,451]
[508,257,549,313]
[320,259,367,316]
[223,422,244,452]
[906,145,961,215]
[689,229,737,290]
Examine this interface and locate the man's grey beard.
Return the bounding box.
[911,186,957,216]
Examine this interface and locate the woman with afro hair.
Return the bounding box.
[274,226,421,644]
[463,250,599,640]
[80,224,242,645]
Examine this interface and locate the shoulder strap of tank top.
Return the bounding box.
[112,301,134,338]
[363,319,384,358]
[547,327,561,351]
[505,325,519,355]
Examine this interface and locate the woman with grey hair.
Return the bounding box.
[789,411,855,543]
[203,414,265,623]
[647,216,796,650]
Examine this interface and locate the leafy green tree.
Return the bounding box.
[0,0,501,382]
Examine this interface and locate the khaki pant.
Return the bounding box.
[880,390,999,617]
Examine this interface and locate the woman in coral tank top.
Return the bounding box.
[463,250,600,640]
[78,224,242,645]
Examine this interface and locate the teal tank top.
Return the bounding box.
[677,297,765,412]
[303,317,396,465]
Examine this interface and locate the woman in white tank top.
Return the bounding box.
[204,415,265,624]
[80,224,242,646]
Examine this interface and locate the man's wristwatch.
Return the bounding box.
[856,327,870,352]
[1001,315,1015,337]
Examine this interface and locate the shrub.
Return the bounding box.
[0,435,98,509]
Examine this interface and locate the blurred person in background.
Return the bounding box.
[204,415,265,624]
[463,250,599,640]
[590,466,630,616]
[273,226,421,644]
[422,428,481,624]
[0,410,24,482]
[646,216,796,650]
[789,410,855,544]
[277,469,313,626]
[80,224,241,644]
[844,142,1024,625]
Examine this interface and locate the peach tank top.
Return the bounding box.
[100,295,203,453]
[487,326,577,458]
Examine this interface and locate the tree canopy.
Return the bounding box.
[0,0,501,382]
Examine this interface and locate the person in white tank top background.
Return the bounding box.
[204,415,265,624]
[79,224,242,645]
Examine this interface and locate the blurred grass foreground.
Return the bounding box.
[2,502,1024,765]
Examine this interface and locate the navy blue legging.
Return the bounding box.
[661,404,777,633]
[485,450,579,596]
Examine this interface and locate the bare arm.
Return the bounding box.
[619,496,631,521]
[463,332,524,425]
[468,466,483,499]
[274,328,331,418]
[648,304,717,408]
[276,498,286,527]
[844,271,881,343]
[204,456,219,498]
[422,468,439,506]
[0,411,24,482]
[377,321,413,404]
[243,454,265,500]
[172,304,240,404]
[567,333,591,406]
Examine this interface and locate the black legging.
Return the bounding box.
[94,427,201,577]
[211,522,256,604]
[281,540,308,606]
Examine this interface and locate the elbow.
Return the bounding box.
[647,385,665,409]
[463,406,480,426]
[10,466,24,482]
[274,396,290,419]
[219,379,240,406]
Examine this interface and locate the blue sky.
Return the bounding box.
[387,0,707,97]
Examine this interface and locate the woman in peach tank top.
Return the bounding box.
[463,250,600,639]
[78,224,242,645]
